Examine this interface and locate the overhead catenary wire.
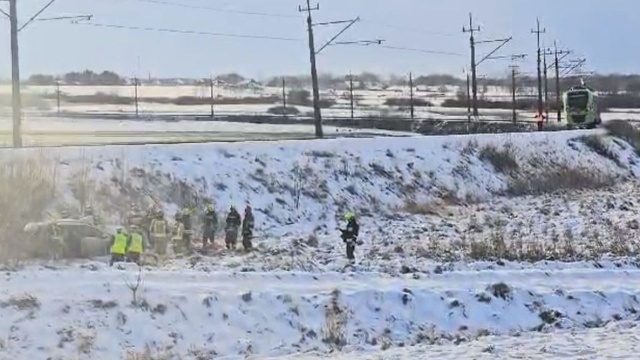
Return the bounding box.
[19,0,57,31]
[119,0,302,19]
[360,19,458,38]
[72,21,304,42]
[342,43,463,57]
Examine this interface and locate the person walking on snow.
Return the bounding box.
[241,205,255,251]
[340,212,360,262]
[110,228,128,266]
[149,210,169,255]
[172,211,186,254]
[225,206,242,250]
[202,204,218,249]
[127,225,144,265]
[181,207,194,254]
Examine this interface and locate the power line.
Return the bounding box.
[72,21,303,42]
[19,0,57,31]
[119,0,302,19]
[377,44,463,57]
[360,19,458,38]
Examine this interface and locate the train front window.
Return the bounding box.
[567,92,589,110]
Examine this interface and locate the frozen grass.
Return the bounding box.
[284,323,640,359]
[0,152,57,264]
[0,125,638,272]
[2,127,640,358]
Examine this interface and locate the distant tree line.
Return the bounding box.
[27,70,127,86]
[18,69,640,96]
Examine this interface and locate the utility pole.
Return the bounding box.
[134,77,139,117]
[543,47,550,123]
[464,13,512,120]
[531,18,546,119]
[299,0,322,138]
[465,68,471,122]
[209,76,215,118]
[510,64,518,123]
[4,3,91,148]
[298,2,363,136]
[9,0,22,147]
[409,72,415,120]
[551,42,572,122]
[349,73,354,119]
[463,13,480,118]
[56,80,61,114]
[282,77,287,116]
[506,55,527,123]
[555,47,561,122]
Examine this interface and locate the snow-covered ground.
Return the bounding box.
[289,324,640,359]
[2,127,640,358]
[5,84,640,124]
[2,261,640,359]
[0,116,413,146]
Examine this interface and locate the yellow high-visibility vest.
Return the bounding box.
[111,233,127,255]
[129,232,143,254]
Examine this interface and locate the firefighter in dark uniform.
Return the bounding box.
[340,212,360,262]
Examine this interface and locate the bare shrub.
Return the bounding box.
[385,98,432,107]
[605,120,640,154]
[89,299,118,310]
[461,139,479,156]
[421,221,639,264]
[0,154,56,264]
[402,199,441,216]
[125,344,177,360]
[322,289,347,350]
[578,135,622,166]
[506,164,615,196]
[0,294,40,311]
[488,283,512,300]
[125,266,144,306]
[267,105,300,116]
[479,145,519,174]
[69,151,95,215]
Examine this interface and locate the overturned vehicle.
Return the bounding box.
[23,216,112,259]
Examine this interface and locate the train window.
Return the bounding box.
[567,92,589,109]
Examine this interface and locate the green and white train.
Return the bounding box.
[563,85,602,129]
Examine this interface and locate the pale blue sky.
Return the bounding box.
[0,0,634,79]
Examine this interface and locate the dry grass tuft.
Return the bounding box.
[506,164,615,197]
[415,222,639,264]
[0,154,56,264]
[605,120,640,155]
[479,145,519,174]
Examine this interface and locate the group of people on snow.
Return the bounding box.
[109,203,255,266]
[109,201,361,266]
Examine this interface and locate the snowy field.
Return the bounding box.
[4,84,640,124]
[2,126,640,358]
[0,116,412,146]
